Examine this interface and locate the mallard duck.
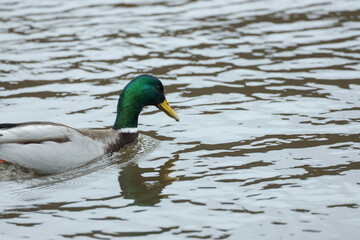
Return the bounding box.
[0,74,179,174]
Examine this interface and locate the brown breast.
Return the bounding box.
[105,132,139,154]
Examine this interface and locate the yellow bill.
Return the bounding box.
[157,99,180,122]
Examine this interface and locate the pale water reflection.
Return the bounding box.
[1,0,360,239]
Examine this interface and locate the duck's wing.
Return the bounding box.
[0,122,72,144]
[0,122,108,174]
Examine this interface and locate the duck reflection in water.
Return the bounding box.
[118,155,179,206]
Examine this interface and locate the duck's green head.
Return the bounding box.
[113,74,179,130]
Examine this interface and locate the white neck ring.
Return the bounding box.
[119,127,138,133]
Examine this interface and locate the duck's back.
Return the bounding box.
[0,122,117,174]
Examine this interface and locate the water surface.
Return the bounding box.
[1,0,360,239]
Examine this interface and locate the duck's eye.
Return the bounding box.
[155,84,164,93]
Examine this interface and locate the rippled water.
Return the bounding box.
[1,0,360,239]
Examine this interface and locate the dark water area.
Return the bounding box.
[0,0,360,239]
